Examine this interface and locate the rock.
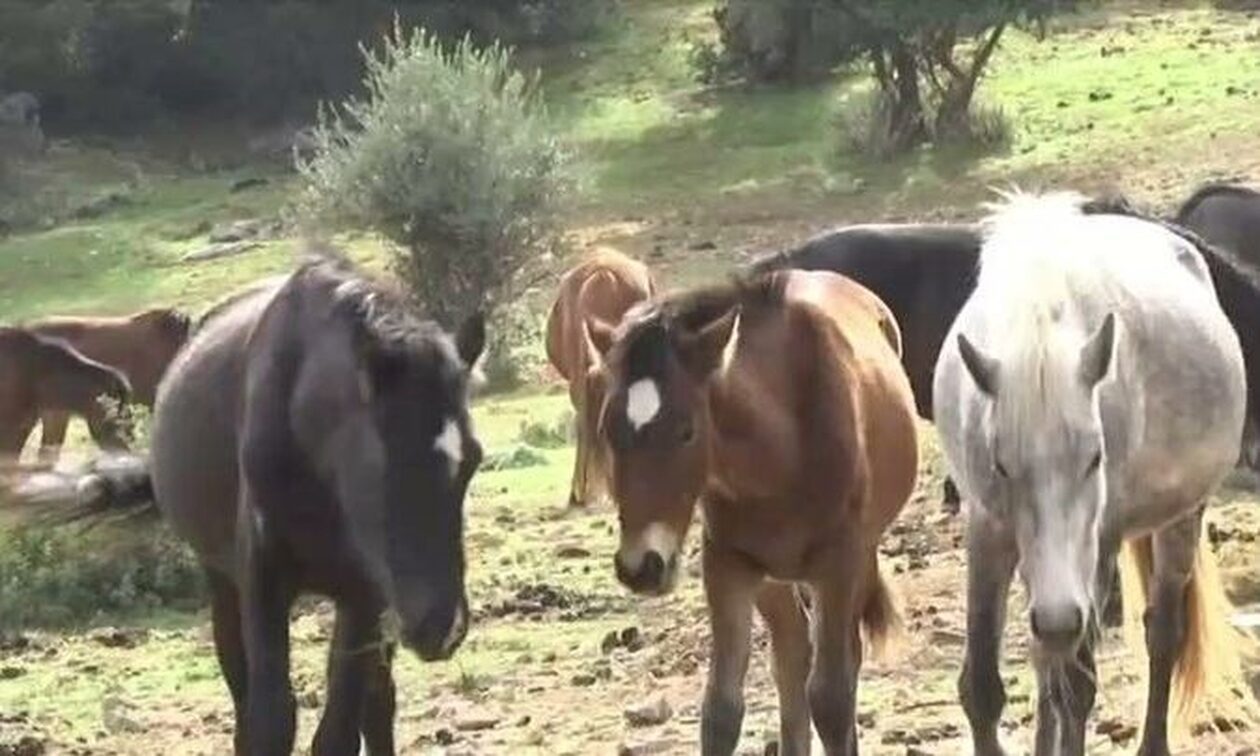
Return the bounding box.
[617,738,678,755]
[0,734,46,756]
[208,219,267,243]
[182,241,262,263]
[230,177,270,193]
[89,627,148,649]
[101,695,144,734]
[688,240,717,251]
[624,695,672,727]
[0,667,23,680]
[433,727,457,745]
[454,713,500,732]
[571,673,597,687]
[554,545,591,559]
[72,192,131,220]
[297,689,321,709]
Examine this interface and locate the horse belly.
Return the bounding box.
[150,324,252,577]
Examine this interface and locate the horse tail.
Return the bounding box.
[1119,531,1257,734]
[861,565,903,660]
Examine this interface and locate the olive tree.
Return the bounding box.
[297,21,569,325]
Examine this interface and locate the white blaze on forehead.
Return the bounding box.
[433,419,462,474]
[626,378,661,431]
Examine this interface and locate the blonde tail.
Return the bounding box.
[862,567,903,661]
[1119,533,1258,735]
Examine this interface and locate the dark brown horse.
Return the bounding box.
[750,224,981,510]
[0,327,131,460]
[545,247,655,507]
[132,255,484,755]
[586,270,918,755]
[1175,183,1260,467]
[26,307,190,462]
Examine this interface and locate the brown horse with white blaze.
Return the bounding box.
[586,270,918,756]
[545,248,654,507]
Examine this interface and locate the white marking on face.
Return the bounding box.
[441,602,468,656]
[434,419,462,475]
[719,312,741,374]
[619,521,680,570]
[626,379,661,431]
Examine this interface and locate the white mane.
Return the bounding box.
[973,191,1129,448]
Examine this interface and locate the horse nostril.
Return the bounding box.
[641,551,666,586]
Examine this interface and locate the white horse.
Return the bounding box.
[933,192,1251,756]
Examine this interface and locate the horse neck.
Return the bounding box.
[703,314,808,503]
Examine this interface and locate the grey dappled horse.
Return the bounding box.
[934,193,1250,756]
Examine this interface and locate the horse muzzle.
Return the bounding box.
[614,548,678,597]
[402,595,469,662]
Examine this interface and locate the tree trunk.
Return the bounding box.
[878,41,927,153]
[933,24,1006,138]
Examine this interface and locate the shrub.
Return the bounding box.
[835,89,901,160]
[700,0,861,84]
[517,414,571,449]
[0,525,203,631]
[297,23,570,325]
[934,100,1013,150]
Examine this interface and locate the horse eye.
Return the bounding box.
[679,423,696,445]
[1086,451,1102,477]
[994,460,1009,479]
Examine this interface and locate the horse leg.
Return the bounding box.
[568,413,589,508]
[941,477,962,515]
[756,582,812,756]
[807,551,866,756]
[207,569,248,756]
[240,510,297,756]
[312,602,381,755]
[700,537,760,756]
[36,411,68,465]
[959,512,1017,756]
[361,638,397,756]
[1136,508,1202,756]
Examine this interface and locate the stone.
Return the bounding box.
[454,713,501,732]
[182,241,262,263]
[89,627,148,649]
[624,695,672,727]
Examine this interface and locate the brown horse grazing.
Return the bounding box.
[545,247,655,507]
[586,270,918,755]
[0,327,132,460]
[26,308,190,462]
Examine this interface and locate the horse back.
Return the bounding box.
[786,268,917,534]
[546,248,653,384]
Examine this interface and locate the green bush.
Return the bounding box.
[834,89,902,160]
[517,413,571,449]
[0,525,203,631]
[700,0,861,84]
[297,23,570,325]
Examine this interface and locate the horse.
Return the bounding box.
[143,254,484,755]
[585,269,918,755]
[1175,183,1260,467]
[934,192,1250,756]
[545,247,655,508]
[749,223,982,511]
[26,307,191,463]
[0,327,132,460]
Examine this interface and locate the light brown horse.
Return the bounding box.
[545,247,654,507]
[26,307,190,461]
[0,327,132,462]
[586,270,918,755]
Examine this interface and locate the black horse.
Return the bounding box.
[750,223,982,509]
[1176,183,1260,467]
[99,254,486,755]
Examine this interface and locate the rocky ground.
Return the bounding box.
[3,419,1260,755]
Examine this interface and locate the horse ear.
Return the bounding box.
[456,312,486,369]
[958,333,1000,397]
[584,317,615,363]
[1078,312,1117,389]
[677,305,738,377]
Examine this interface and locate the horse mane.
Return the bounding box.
[975,192,1132,449]
[1174,182,1260,224]
[300,247,450,357]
